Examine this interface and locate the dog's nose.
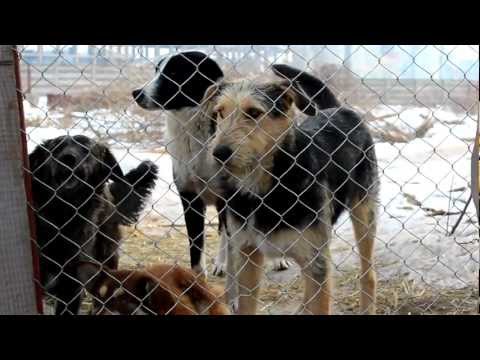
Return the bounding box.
[213,145,233,163]
[132,88,142,100]
[59,154,77,169]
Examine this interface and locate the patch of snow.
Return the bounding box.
[24,103,479,291]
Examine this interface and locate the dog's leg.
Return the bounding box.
[212,200,227,277]
[237,246,264,315]
[213,231,228,277]
[350,196,377,315]
[180,191,207,278]
[53,274,84,315]
[301,250,332,315]
[289,226,332,315]
[225,238,239,313]
[96,231,120,270]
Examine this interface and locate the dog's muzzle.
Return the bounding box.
[132,88,142,101]
[212,145,233,163]
[132,88,145,105]
[132,88,154,110]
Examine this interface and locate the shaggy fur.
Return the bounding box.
[209,65,380,315]
[29,135,158,315]
[132,52,328,279]
[77,262,230,315]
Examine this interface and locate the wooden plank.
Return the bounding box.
[0,45,38,314]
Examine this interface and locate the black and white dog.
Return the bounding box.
[29,135,158,314]
[132,51,292,277]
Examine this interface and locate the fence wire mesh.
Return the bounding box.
[15,45,479,315]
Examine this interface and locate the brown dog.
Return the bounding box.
[77,262,230,315]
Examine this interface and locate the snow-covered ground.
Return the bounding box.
[25,99,479,292]
[338,105,478,289]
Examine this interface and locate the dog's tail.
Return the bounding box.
[272,64,341,111]
[109,160,158,225]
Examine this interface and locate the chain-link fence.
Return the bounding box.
[10,45,479,315]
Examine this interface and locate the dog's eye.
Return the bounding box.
[245,108,264,119]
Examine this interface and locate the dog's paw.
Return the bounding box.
[212,259,227,277]
[229,299,239,314]
[138,160,159,181]
[272,258,291,271]
[192,264,208,281]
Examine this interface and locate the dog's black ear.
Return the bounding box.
[93,143,124,182]
[28,147,44,173]
[275,80,316,116]
[272,64,340,114]
[28,139,54,174]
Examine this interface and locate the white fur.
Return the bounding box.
[140,73,289,278]
[165,107,221,275]
[166,107,218,193]
[212,230,228,276]
[165,106,291,277]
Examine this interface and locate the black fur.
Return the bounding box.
[271,63,341,113]
[132,51,224,110]
[224,108,378,233]
[29,135,158,314]
[219,65,378,235]
[252,64,342,118]
[110,161,159,225]
[179,191,207,269]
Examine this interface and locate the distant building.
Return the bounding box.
[18,45,479,80]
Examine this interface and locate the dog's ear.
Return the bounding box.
[92,143,124,182]
[201,81,228,106]
[201,82,230,131]
[76,261,110,296]
[28,139,55,174]
[278,80,317,116]
[272,64,340,115]
[203,83,220,104]
[261,81,314,116]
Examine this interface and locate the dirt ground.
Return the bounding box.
[41,189,478,316]
[37,106,479,316]
[101,207,477,316]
